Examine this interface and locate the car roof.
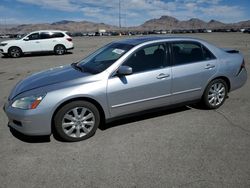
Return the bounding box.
[117,36,203,46]
[31,30,67,33]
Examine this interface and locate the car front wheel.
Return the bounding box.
[54,101,100,142]
[8,47,22,58]
[202,79,228,109]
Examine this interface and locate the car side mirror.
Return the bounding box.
[23,37,29,41]
[117,66,133,76]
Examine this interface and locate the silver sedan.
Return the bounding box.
[4,36,247,141]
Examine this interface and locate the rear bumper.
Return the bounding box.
[66,47,74,50]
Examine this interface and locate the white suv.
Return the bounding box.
[0,30,74,58]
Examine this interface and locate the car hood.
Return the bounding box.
[10,65,91,99]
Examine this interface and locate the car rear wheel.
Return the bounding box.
[202,79,228,109]
[54,45,66,55]
[54,101,100,142]
[8,47,22,58]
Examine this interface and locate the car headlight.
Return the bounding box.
[12,94,46,110]
[0,43,7,46]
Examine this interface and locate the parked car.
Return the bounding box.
[4,37,247,141]
[0,30,73,58]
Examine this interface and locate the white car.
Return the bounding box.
[0,30,74,58]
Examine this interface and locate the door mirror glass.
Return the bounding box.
[117,66,132,76]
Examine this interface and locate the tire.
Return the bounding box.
[54,101,100,142]
[54,45,66,55]
[202,79,228,109]
[8,47,22,58]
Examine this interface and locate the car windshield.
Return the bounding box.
[77,42,134,74]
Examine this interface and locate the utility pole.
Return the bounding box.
[119,0,121,28]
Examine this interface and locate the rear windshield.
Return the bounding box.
[78,43,134,74]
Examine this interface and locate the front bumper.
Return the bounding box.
[0,46,8,54]
[3,102,52,136]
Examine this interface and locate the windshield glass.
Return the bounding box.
[77,42,134,74]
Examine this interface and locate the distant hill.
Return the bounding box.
[2,21,118,34]
[137,16,249,30]
[1,15,250,34]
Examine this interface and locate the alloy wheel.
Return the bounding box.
[207,82,226,107]
[55,45,65,55]
[62,107,95,138]
[10,48,21,58]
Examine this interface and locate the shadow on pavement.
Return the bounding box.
[1,52,72,59]
[9,127,51,143]
[100,105,191,130]
[9,105,192,143]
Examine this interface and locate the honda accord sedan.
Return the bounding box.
[4,36,247,141]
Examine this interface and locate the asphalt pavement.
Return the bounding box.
[0,33,249,188]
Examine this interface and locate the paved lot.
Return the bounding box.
[0,33,250,188]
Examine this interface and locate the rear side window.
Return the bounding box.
[40,32,52,39]
[52,32,65,38]
[202,46,216,60]
[172,42,215,65]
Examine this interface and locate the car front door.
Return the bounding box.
[107,43,172,118]
[21,32,42,52]
[171,41,218,103]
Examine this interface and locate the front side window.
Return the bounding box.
[27,33,40,40]
[172,42,206,65]
[77,43,134,74]
[123,43,168,73]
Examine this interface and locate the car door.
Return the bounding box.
[171,41,217,103]
[107,43,172,118]
[40,32,60,51]
[21,32,42,52]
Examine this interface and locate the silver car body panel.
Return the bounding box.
[4,36,247,135]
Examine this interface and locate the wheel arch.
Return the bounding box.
[8,46,23,53]
[54,44,66,50]
[210,76,231,92]
[51,97,106,132]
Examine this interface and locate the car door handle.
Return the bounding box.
[157,73,170,79]
[205,64,215,69]
[35,41,40,43]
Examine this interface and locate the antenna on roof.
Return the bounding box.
[119,0,121,28]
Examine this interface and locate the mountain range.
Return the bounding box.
[1,15,250,34]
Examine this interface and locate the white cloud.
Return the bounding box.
[11,0,249,25]
[200,5,245,22]
[17,0,80,11]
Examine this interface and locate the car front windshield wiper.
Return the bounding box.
[71,62,84,72]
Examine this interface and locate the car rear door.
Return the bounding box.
[39,32,58,51]
[107,43,172,118]
[170,41,217,103]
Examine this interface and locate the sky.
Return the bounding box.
[0,0,249,26]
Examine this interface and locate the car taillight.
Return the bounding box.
[241,59,245,68]
[67,38,72,42]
